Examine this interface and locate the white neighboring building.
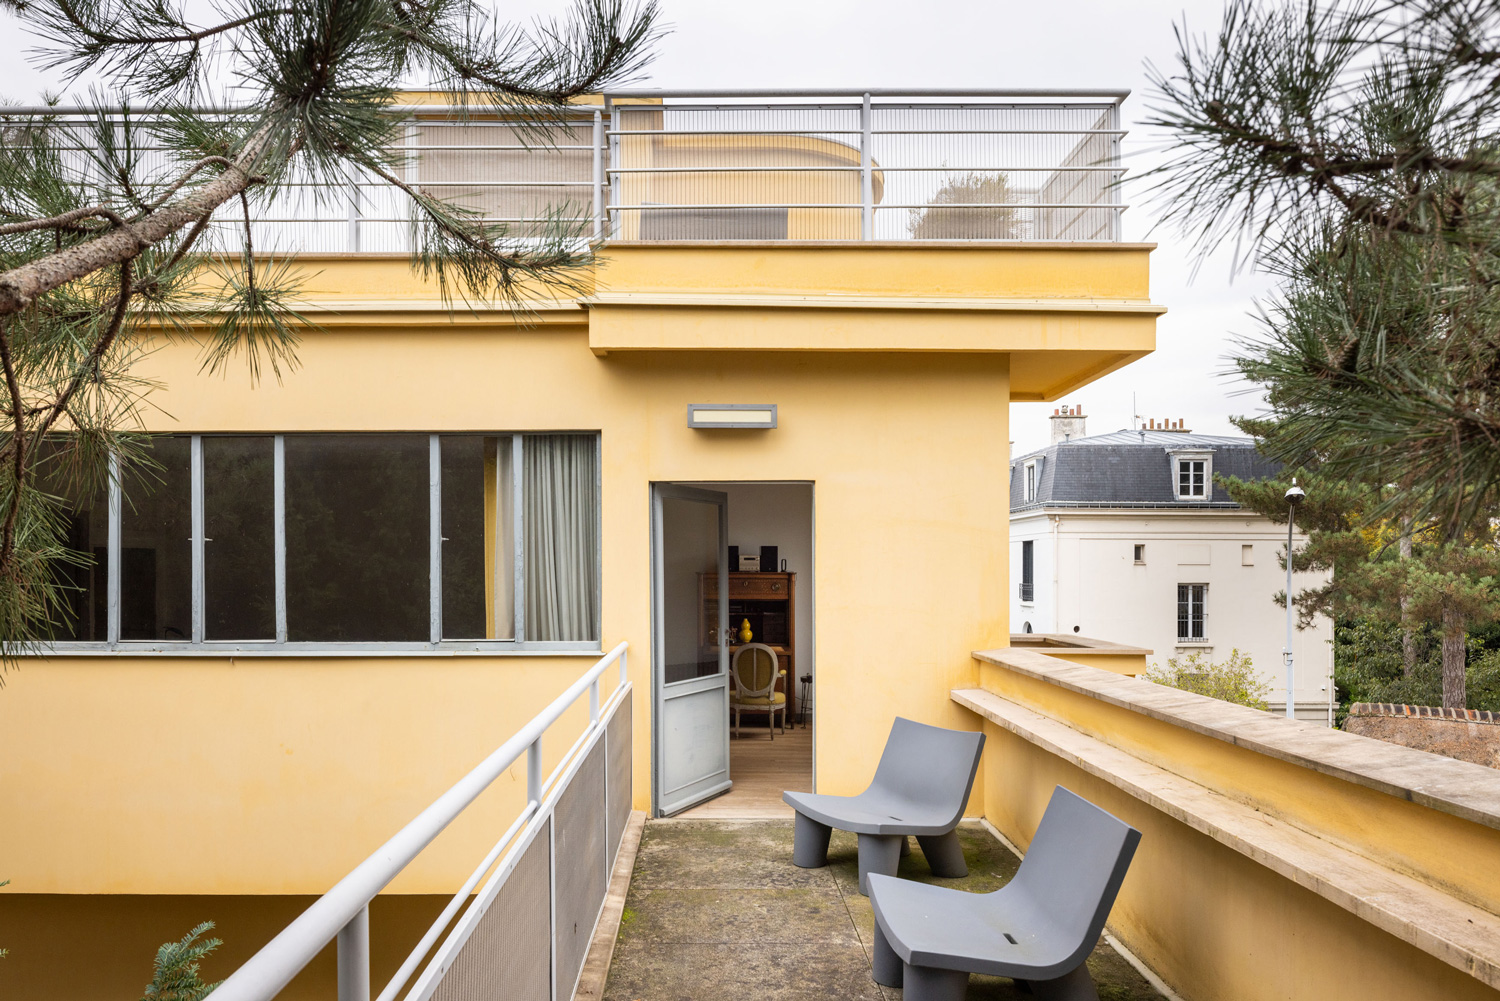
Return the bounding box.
[1010,408,1335,721]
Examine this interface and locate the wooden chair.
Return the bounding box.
[730,643,787,738]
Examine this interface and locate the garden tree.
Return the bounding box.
[0,0,663,653]
[907,171,1017,240]
[1144,0,1500,540]
[1221,464,1500,709]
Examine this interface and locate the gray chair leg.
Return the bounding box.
[916,830,968,878]
[792,811,832,868]
[857,833,904,894]
[900,835,912,857]
[902,963,969,1001]
[872,920,903,987]
[1028,962,1099,1001]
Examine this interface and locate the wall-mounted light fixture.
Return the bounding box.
[687,404,777,429]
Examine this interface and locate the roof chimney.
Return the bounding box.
[1144,417,1193,433]
[1050,404,1086,445]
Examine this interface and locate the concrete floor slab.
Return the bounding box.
[604,819,1166,1001]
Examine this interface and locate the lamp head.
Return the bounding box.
[1285,478,1306,506]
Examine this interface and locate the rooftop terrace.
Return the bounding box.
[6,90,1126,252]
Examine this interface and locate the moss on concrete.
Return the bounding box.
[603,819,1165,1001]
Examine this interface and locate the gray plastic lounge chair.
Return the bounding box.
[783,717,984,894]
[867,785,1142,1001]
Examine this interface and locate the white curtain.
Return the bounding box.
[524,434,600,641]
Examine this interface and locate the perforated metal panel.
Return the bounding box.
[606,690,633,865]
[430,819,552,1001]
[552,741,608,998]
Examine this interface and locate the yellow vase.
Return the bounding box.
[738,618,753,644]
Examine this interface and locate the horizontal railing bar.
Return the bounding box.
[0,104,606,116]
[606,128,1126,137]
[209,640,628,1001]
[609,202,1126,210]
[605,87,1130,99]
[605,165,1125,173]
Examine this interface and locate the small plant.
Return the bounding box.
[140,922,223,1001]
[1144,649,1270,711]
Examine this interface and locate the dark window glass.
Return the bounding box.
[285,435,428,642]
[1020,540,1034,602]
[1177,583,1207,640]
[121,436,192,641]
[204,436,275,640]
[441,436,497,639]
[38,443,109,641]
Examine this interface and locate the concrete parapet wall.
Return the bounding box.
[957,647,1500,1001]
[1345,702,1500,770]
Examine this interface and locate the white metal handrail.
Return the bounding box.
[211,640,630,1001]
[3,90,1127,248]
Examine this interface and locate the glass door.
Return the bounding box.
[650,484,731,815]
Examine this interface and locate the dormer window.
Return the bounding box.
[1171,451,1213,500]
[1024,461,1037,503]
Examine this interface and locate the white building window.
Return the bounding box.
[1024,461,1037,503]
[1173,452,1212,500]
[1020,539,1035,603]
[1134,544,1146,564]
[1177,583,1208,641]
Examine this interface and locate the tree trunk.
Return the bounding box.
[1441,602,1467,710]
[1399,524,1416,676]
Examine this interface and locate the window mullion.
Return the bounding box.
[107,451,121,646]
[274,434,287,644]
[191,435,205,644]
[512,434,525,644]
[430,434,441,645]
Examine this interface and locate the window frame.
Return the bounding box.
[1133,544,1146,564]
[1171,451,1213,501]
[1024,461,1037,503]
[35,432,603,656]
[1176,582,1208,643]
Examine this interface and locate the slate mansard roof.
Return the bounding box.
[1010,430,1283,512]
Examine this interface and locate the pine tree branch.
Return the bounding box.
[30,259,132,446]
[52,0,295,47]
[0,317,28,575]
[0,204,129,235]
[0,121,279,316]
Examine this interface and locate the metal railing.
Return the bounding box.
[1,90,1126,251]
[212,641,633,1001]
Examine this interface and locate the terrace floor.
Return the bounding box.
[602,820,1167,1001]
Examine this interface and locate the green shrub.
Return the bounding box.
[1144,649,1271,711]
[140,923,222,1001]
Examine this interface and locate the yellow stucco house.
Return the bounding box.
[8,90,1497,1001]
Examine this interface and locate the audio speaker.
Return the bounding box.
[760,545,779,573]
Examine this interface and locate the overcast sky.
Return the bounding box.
[0,0,1277,455]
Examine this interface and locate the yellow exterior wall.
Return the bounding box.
[981,724,1500,1001]
[1032,650,1147,676]
[1,241,1160,999]
[968,651,1500,1001]
[1,324,1012,897]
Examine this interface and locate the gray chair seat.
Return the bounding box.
[783,717,984,893]
[868,786,1142,1001]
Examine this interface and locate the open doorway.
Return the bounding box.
[650,481,813,818]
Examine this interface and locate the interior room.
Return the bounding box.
[678,481,813,818]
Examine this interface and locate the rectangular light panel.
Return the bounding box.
[687,404,778,429]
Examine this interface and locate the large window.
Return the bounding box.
[1177,583,1207,642]
[1175,454,1211,499]
[46,432,600,650]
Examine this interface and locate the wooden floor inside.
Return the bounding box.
[675,719,812,819]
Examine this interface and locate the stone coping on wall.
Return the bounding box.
[1008,633,1154,656]
[971,646,1500,834]
[951,685,1500,990]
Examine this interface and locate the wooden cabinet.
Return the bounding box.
[700,571,797,721]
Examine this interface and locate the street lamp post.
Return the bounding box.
[1284,479,1306,720]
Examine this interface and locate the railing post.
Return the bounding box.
[620,647,628,688]
[592,109,605,241]
[527,737,543,804]
[347,183,360,253]
[860,92,873,240]
[589,678,600,723]
[337,906,370,1001]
